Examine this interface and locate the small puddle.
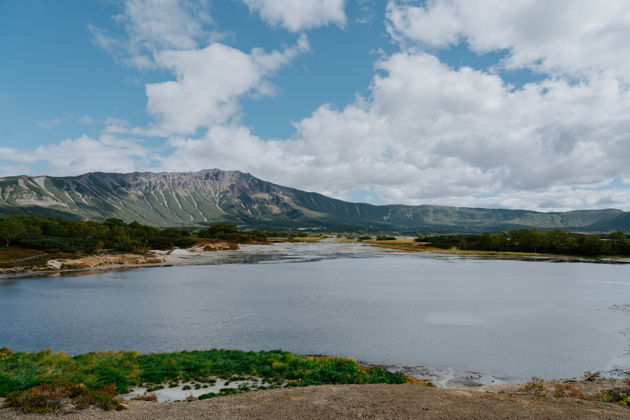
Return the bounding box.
[122,378,277,402]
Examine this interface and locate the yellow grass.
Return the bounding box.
[268,236,327,243]
[363,239,547,257]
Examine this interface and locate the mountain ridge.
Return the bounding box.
[0,169,627,232]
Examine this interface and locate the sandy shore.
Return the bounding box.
[1,382,629,419]
[0,241,240,278]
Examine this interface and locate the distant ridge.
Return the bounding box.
[0,169,627,232]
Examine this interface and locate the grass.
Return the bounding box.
[364,239,554,257]
[268,236,327,243]
[0,348,408,412]
[0,247,78,269]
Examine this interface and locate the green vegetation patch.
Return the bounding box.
[197,223,269,243]
[417,229,630,257]
[0,347,406,412]
[596,389,630,407]
[0,216,194,255]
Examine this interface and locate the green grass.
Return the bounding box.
[596,389,630,407]
[0,347,406,401]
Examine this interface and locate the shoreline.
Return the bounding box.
[365,239,630,263]
[2,239,629,280]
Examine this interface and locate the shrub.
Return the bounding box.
[595,390,630,407]
[518,378,546,396]
[2,383,71,414]
[131,393,158,402]
[2,383,125,413]
[74,384,126,411]
[552,383,588,400]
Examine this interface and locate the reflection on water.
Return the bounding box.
[1,241,629,386]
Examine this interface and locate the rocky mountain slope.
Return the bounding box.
[0,169,626,232]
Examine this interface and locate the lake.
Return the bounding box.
[1,242,629,386]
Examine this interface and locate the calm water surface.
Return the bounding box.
[1,242,629,384]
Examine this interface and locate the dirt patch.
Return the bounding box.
[2,384,629,419]
[54,254,165,269]
[479,378,629,396]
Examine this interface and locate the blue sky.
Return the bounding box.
[0,0,542,146]
[1,0,391,145]
[1,0,630,211]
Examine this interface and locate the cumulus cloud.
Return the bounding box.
[240,0,346,32]
[146,35,309,135]
[91,0,310,136]
[386,0,630,81]
[0,135,150,175]
[155,48,630,211]
[90,0,214,68]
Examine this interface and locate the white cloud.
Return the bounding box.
[156,49,630,211]
[36,118,63,129]
[77,116,97,125]
[92,0,310,136]
[0,135,150,175]
[36,115,99,128]
[145,35,309,135]
[386,0,630,81]
[91,0,215,68]
[240,0,346,32]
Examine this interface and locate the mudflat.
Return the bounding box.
[2,384,629,420]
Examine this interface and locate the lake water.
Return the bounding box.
[1,242,629,386]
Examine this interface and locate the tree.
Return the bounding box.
[0,217,27,247]
[608,231,629,255]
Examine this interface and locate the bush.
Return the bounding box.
[552,383,588,400]
[2,383,71,414]
[518,378,546,396]
[74,384,126,411]
[2,383,125,414]
[595,389,630,407]
[131,393,157,402]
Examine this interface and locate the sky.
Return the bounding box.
[1,0,630,211]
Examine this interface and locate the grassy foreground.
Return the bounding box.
[0,348,406,413]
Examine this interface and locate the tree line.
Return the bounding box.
[0,216,278,255]
[417,229,630,257]
[0,216,194,254]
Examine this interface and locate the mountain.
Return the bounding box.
[0,169,627,232]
